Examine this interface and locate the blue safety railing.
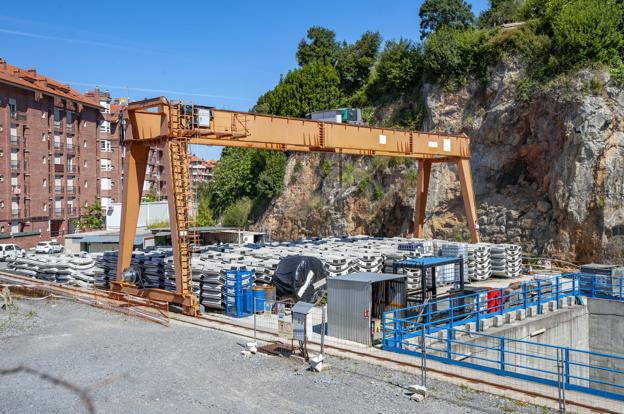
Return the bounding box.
[384,327,624,401]
[382,272,624,401]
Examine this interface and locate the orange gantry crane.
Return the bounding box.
[114,97,479,316]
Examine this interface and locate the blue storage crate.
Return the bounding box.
[225,270,253,317]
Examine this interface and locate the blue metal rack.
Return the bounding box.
[225,270,253,317]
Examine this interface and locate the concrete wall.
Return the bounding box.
[105,201,169,230]
[587,299,624,395]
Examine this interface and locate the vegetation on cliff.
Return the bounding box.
[207,0,624,228]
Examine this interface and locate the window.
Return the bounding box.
[101,197,112,207]
[54,108,61,125]
[83,160,87,168]
[100,178,112,190]
[84,181,88,188]
[100,101,110,114]
[99,140,112,152]
[43,178,47,187]
[43,203,47,212]
[42,156,47,164]
[100,159,112,171]
[66,110,73,125]
[99,120,110,133]
[8,99,16,117]
[42,132,47,141]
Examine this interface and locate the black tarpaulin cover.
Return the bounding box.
[272,255,327,302]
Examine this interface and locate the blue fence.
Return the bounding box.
[382,273,624,401]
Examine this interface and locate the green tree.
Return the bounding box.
[196,192,215,227]
[296,26,340,66]
[221,197,253,228]
[80,199,104,230]
[479,0,524,28]
[419,0,475,39]
[208,148,287,215]
[551,0,623,67]
[336,31,382,93]
[143,185,159,202]
[423,27,491,86]
[254,61,342,117]
[367,39,423,99]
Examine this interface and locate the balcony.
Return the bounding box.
[67,165,78,174]
[54,164,65,173]
[10,112,26,121]
[10,160,19,172]
[67,206,78,216]
[11,208,19,219]
[10,135,19,147]
[53,120,61,128]
[66,124,74,133]
[53,141,64,152]
[54,186,64,195]
[12,186,21,196]
[66,143,76,154]
[53,207,64,218]
[67,186,75,195]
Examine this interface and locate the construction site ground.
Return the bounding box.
[0,297,553,414]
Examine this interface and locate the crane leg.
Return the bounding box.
[116,142,150,278]
[457,158,480,243]
[413,159,432,238]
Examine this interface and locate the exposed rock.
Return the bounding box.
[255,62,624,263]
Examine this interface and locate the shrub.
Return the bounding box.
[321,159,332,177]
[366,39,423,99]
[221,197,253,228]
[423,27,492,87]
[551,0,624,68]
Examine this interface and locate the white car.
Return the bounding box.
[35,241,64,254]
[0,244,25,261]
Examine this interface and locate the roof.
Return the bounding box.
[80,234,150,244]
[292,301,315,314]
[0,58,100,108]
[330,272,407,284]
[396,256,462,267]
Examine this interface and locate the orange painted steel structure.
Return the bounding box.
[116,97,479,316]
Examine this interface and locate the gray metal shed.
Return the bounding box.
[327,272,407,346]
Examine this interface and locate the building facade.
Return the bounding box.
[189,156,215,186]
[0,59,104,248]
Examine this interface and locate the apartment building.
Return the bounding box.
[83,88,125,208]
[0,58,104,248]
[189,156,216,186]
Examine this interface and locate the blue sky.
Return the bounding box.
[1,0,488,159]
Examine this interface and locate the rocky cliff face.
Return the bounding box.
[256,62,624,263]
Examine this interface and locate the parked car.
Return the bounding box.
[35,241,64,254]
[0,244,25,261]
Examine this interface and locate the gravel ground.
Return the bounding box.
[0,297,552,414]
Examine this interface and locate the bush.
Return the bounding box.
[253,61,342,118]
[221,197,253,228]
[551,0,624,68]
[423,27,492,87]
[366,39,423,99]
[321,159,332,177]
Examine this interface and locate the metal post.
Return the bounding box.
[500,336,505,371]
[253,294,257,344]
[523,282,528,309]
[499,287,504,315]
[421,325,427,388]
[537,280,542,314]
[321,305,326,357]
[476,293,481,332]
[556,276,560,309]
[557,347,567,413]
